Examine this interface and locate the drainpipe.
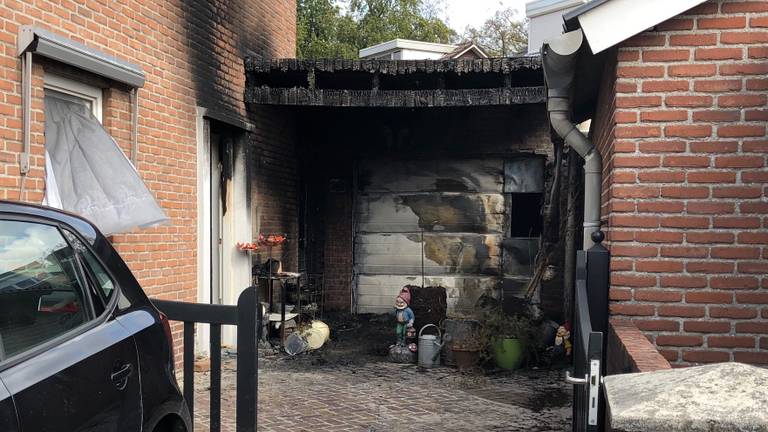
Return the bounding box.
[130,88,139,166]
[542,30,602,249]
[20,51,32,200]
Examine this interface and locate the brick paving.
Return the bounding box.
[192,354,571,432]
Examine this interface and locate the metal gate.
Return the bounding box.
[154,286,260,432]
[567,232,610,432]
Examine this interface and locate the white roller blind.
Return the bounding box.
[43,93,168,235]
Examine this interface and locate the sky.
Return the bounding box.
[444,0,528,32]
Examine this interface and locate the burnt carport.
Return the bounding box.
[244,57,572,321]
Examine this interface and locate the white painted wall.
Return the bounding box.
[220,138,252,347]
[196,110,253,353]
[372,49,447,60]
[195,109,212,356]
[398,49,447,60]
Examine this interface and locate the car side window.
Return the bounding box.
[63,230,116,305]
[0,220,91,361]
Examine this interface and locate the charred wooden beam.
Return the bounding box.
[245,86,545,108]
[245,56,541,75]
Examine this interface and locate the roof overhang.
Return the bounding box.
[245,57,545,108]
[359,39,457,59]
[563,0,707,53]
[526,0,590,19]
[18,26,145,88]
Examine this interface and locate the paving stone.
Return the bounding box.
[604,362,768,432]
[192,356,571,431]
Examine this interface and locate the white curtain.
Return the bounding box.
[43,94,168,235]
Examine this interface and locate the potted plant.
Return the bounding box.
[451,338,483,370]
[479,310,534,370]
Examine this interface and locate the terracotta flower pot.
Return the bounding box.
[452,347,481,370]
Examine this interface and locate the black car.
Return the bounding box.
[0,201,191,432]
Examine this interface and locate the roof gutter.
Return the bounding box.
[542,30,602,249]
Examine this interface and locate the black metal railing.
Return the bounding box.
[569,231,609,432]
[153,287,259,432]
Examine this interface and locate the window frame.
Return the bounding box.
[0,214,122,372]
[43,74,103,122]
[62,228,117,311]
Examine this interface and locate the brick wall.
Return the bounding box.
[1,2,296,354]
[250,106,300,272]
[595,0,768,365]
[607,319,672,374]
[323,182,354,312]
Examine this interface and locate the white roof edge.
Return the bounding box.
[453,44,489,59]
[526,0,589,18]
[576,0,707,53]
[359,38,457,58]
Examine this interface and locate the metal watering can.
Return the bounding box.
[418,324,443,368]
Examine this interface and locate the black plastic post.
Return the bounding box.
[586,230,609,432]
[586,231,609,338]
[210,324,222,432]
[236,287,258,432]
[183,322,195,431]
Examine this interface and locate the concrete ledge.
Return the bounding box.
[604,362,768,432]
[607,319,671,374]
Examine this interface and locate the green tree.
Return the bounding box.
[463,8,528,56]
[349,0,455,48]
[297,0,358,59]
[297,0,455,59]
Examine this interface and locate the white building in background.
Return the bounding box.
[359,39,488,60]
[526,0,590,54]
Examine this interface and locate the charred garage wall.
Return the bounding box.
[296,105,567,319]
[245,57,573,321]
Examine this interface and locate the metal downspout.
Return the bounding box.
[20,51,32,200]
[130,88,139,166]
[542,33,603,249]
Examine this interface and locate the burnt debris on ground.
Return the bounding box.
[265,311,568,373]
[265,312,393,370]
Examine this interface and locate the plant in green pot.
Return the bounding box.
[480,311,534,370]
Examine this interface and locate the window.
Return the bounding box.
[44,74,102,121]
[41,74,168,235]
[0,220,92,361]
[63,230,116,304]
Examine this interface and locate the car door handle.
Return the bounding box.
[110,363,133,390]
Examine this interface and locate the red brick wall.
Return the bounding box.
[323,184,354,312]
[607,319,672,374]
[250,106,300,272]
[595,0,768,366]
[1,2,296,355]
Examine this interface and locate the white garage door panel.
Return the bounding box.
[356,274,500,314]
[354,157,509,314]
[354,233,502,275]
[358,159,504,193]
[356,193,506,234]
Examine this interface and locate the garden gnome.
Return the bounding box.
[394,287,415,346]
[553,325,572,357]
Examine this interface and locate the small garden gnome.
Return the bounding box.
[394,287,415,346]
[553,325,572,357]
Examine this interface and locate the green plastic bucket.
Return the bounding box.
[493,338,524,370]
